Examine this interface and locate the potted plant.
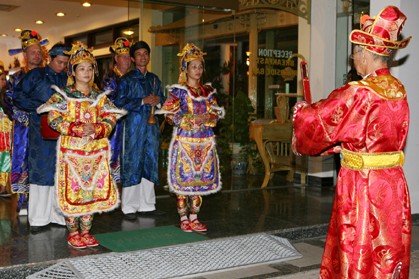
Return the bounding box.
[216,89,256,175]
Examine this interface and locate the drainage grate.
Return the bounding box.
[28,233,302,279]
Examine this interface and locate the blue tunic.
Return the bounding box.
[5,69,30,193]
[102,69,124,182]
[114,68,164,187]
[13,66,68,186]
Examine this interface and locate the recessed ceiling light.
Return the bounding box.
[56,12,65,17]
[82,2,91,7]
[35,20,44,24]
[0,34,7,37]
[15,28,22,32]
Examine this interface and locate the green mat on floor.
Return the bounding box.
[94,225,207,252]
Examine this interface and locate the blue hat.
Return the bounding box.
[8,29,49,56]
[48,44,71,57]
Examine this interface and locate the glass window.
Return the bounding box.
[92,29,113,48]
[66,35,87,45]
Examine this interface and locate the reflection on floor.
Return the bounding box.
[8,168,419,279]
[4,171,419,279]
[0,172,335,278]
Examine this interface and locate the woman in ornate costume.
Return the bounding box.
[37,42,126,249]
[0,63,12,196]
[292,6,412,278]
[156,43,224,232]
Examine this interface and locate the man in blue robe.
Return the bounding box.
[4,29,49,216]
[114,41,164,220]
[13,42,70,233]
[102,37,132,184]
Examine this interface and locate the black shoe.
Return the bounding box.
[138,210,166,217]
[124,213,137,221]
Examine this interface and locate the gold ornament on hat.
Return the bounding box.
[110,37,131,55]
[349,6,412,56]
[64,41,98,86]
[177,43,206,84]
[8,29,49,56]
[0,60,4,75]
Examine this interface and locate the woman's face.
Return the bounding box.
[73,62,94,85]
[186,59,204,82]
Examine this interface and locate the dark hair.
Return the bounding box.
[49,42,71,60]
[129,41,150,58]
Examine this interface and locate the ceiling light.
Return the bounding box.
[56,12,65,17]
[15,28,22,32]
[0,34,7,37]
[82,2,91,7]
[35,20,44,24]
[123,29,134,36]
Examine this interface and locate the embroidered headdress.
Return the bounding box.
[0,63,5,76]
[177,43,206,84]
[110,37,131,55]
[349,6,411,56]
[64,41,98,86]
[8,29,49,56]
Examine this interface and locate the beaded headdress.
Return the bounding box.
[177,43,206,84]
[8,30,49,55]
[349,6,411,56]
[64,41,98,86]
[110,37,131,55]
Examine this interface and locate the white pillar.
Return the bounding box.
[141,8,163,77]
[370,1,419,214]
[248,13,258,110]
[305,0,337,187]
[220,44,230,94]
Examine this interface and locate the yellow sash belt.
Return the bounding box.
[341,148,404,170]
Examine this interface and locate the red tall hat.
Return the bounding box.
[349,6,411,56]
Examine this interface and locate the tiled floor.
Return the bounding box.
[1,171,418,278]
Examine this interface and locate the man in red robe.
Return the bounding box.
[292,6,412,279]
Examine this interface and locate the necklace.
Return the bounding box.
[187,83,200,89]
[76,86,90,96]
[113,65,124,77]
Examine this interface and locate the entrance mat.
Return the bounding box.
[93,225,207,252]
[28,233,302,279]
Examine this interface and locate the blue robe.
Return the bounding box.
[114,68,164,187]
[13,66,68,186]
[102,68,124,183]
[5,69,30,193]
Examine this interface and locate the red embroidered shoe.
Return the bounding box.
[67,233,87,249]
[180,219,193,232]
[190,219,207,232]
[81,233,99,247]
